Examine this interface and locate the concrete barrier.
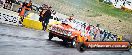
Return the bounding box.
[22,13,43,30]
[22,13,62,30]
[0,8,20,25]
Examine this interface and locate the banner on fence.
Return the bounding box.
[104,0,132,10]
[0,8,20,25]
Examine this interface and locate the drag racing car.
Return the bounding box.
[48,22,83,47]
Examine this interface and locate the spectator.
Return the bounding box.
[113,34,117,41]
[96,27,101,41]
[89,26,94,40]
[74,22,80,30]
[80,23,86,35]
[0,0,4,8]
[4,0,11,9]
[17,3,22,13]
[42,4,48,10]
[93,26,97,40]
[18,1,27,24]
[63,14,74,23]
[82,23,86,29]
[39,9,46,22]
[1,0,5,5]
[19,0,26,13]
[100,29,104,40]
[51,10,57,20]
[24,0,32,17]
[22,0,27,7]
[110,34,115,41]
[86,24,91,34]
[43,6,52,31]
[10,0,15,10]
[65,14,75,27]
[102,30,108,41]
[19,6,26,25]
[38,4,48,12]
[107,32,111,40]
[68,14,74,22]
[82,23,86,33]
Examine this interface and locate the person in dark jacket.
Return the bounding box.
[107,32,111,39]
[39,10,43,22]
[39,9,46,22]
[43,6,52,31]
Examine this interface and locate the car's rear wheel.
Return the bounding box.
[71,38,77,48]
[48,32,53,41]
[63,39,69,47]
[77,42,86,52]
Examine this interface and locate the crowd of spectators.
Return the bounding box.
[52,10,120,41]
[84,24,118,41]
[59,13,119,41]
[0,0,16,10]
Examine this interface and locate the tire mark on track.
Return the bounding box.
[0,33,45,41]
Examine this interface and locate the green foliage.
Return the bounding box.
[94,1,132,22]
[99,0,104,2]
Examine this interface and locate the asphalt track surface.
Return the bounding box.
[0,23,132,55]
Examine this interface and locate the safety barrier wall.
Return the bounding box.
[0,8,20,25]
[22,13,43,30]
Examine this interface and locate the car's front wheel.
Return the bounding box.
[77,42,86,52]
[48,32,53,41]
[71,38,77,48]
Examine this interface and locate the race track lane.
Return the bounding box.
[0,23,132,55]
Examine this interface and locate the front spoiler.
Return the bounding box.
[50,30,73,40]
